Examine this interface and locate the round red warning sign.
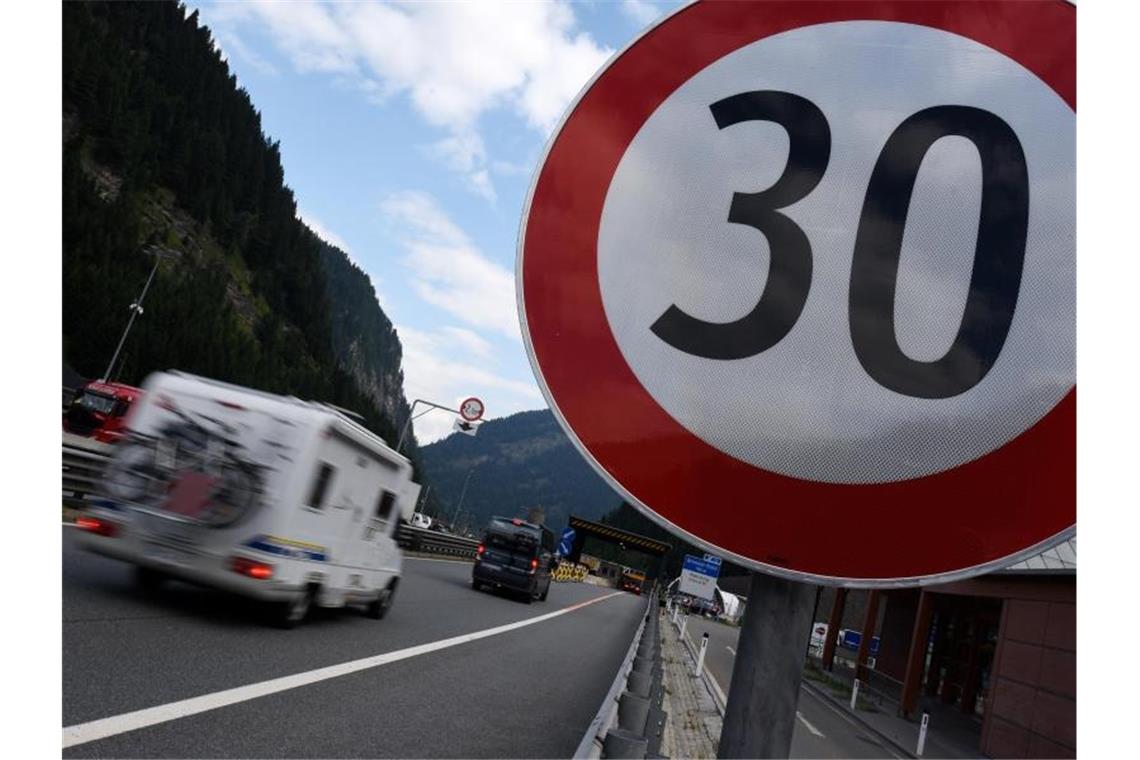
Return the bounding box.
[518,1,1075,585]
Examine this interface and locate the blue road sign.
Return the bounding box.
[679,553,721,600]
[558,527,576,556]
[840,630,881,655]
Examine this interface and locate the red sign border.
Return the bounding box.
[518,0,1075,586]
[459,397,485,422]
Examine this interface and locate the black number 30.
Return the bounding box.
[651,91,1029,400]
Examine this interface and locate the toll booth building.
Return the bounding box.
[811,538,1076,759]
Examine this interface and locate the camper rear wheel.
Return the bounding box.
[135,566,165,593]
[276,585,316,629]
[367,579,398,620]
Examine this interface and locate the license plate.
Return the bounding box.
[145,543,191,567]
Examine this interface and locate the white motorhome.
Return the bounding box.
[75,371,420,628]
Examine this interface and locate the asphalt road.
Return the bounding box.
[63,527,646,758]
[681,615,903,759]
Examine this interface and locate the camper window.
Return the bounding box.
[375,490,396,522]
[306,463,336,510]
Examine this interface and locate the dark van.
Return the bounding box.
[472,517,555,603]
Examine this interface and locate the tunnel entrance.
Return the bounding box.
[560,515,672,591]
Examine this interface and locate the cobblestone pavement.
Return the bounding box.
[659,610,722,759]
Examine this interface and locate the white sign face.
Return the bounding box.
[678,568,716,601]
[459,397,485,422]
[678,555,720,601]
[452,418,480,437]
[597,21,1074,484]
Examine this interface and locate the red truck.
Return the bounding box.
[63,380,143,443]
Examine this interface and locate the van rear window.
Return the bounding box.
[485,529,538,555]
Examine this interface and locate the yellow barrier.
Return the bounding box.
[552,563,590,583]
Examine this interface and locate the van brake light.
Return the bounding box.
[529,557,538,574]
[231,556,274,580]
[76,516,118,537]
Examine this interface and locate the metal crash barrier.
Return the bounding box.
[62,433,113,509]
[574,595,667,759]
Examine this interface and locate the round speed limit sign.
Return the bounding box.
[518,1,1074,585]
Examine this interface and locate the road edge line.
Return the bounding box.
[63,591,623,749]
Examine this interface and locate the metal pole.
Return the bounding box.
[718,571,816,759]
[102,255,160,382]
[395,400,422,455]
[453,468,476,524]
[850,678,861,711]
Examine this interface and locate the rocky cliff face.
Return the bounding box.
[318,240,415,452]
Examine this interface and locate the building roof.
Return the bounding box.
[999,536,1076,574]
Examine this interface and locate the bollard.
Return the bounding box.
[917,712,930,757]
[632,654,654,674]
[695,631,710,677]
[637,641,659,659]
[617,691,651,735]
[602,727,648,759]
[850,678,861,711]
[671,606,679,625]
[627,669,653,698]
[679,614,688,641]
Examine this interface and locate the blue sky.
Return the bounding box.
[188,0,681,441]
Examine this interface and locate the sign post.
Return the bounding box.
[518,2,1074,757]
[720,573,816,758]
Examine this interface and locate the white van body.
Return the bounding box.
[76,371,419,624]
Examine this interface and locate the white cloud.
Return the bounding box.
[214,31,279,76]
[427,132,497,202]
[200,1,612,198]
[381,191,520,340]
[621,0,663,28]
[396,324,543,443]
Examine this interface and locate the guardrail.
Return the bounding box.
[577,595,667,759]
[62,433,113,509]
[395,524,480,558]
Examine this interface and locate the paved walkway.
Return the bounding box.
[659,609,722,758]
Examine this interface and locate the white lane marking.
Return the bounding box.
[63,591,624,748]
[726,645,736,655]
[798,685,903,759]
[796,710,825,738]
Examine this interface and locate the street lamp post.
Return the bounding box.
[396,398,464,454]
[453,467,477,526]
[102,254,161,382]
